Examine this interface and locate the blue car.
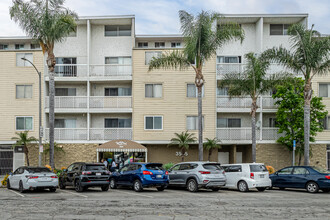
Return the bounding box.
[109,163,169,192]
[270,166,330,193]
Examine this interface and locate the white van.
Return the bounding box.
[221,163,271,192]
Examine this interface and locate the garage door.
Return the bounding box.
[0,151,13,175]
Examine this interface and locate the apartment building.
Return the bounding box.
[1,14,328,171]
[0,37,44,174]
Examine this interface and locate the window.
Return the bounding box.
[54,119,76,128]
[293,167,309,175]
[30,44,40,49]
[55,57,77,76]
[171,165,180,171]
[145,84,162,98]
[179,164,192,170]
[105,25,131,36]
[15,44,24,50]
[217,87,228,96]
[16,53,33,67]
[16,85,32,99]
[145,116,163,130]
[55,88,76,96]
[145,51,162,65]
[269,118,278,128]
[105,57,131,65]
[155,42,165,48]
[277,167,293,175]
[270,24,290,36]
[319,84,330,97]
[250,165,267,172]
[105,118,132,128]
[322,116,330,130]
[223,165,242,172]
[104,88,131,96]
[138,42,148,48]
[16,116,33,130]
[217,56,241,63]
[187,84,204,98]
[186,116,204,130]
[0,44,8,50]
[171,42,181,48]
[217,118,241,128]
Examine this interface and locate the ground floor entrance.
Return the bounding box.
[218,145,252,164]
[0,146,13,175]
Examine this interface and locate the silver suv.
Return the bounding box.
[168,162,226,192]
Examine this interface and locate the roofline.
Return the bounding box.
[136,34,182,38]
[0,36,33,40]
[79,15,135,20]
[221,13,308,18]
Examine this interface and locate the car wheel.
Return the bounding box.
[306,181,319,193]
[279,187,285,190]
[59,178,66,189]
[110,178,117,189]
[49,187,56,192]
[237,181,248,192]
[7,179,11,189]
[212,188,220,192]
[256,187,266,192]
[101,185,109,191]
[187,179,198,192]
[75,179,84,192]
[157,186,165,191]
[19,181,25,193]
[133,180,143,192]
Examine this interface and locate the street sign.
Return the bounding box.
[39,144,43,153]
[40,126,44,138]
[293,140,296,150]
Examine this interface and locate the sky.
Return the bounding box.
[1,0,329,36]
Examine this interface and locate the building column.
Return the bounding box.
[229,145,237,164]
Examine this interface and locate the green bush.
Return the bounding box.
[163,162,174,171]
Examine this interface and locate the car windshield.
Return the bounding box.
[26,168,52,173]
[85,165,106,171]
[146,163,163,170]
[312,166,329,174]
[203,164,223,171]
[250,165,267,172]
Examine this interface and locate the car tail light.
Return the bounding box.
[51,176,58,179]
[143,170,153,175]
[82,171,92,175]
[250,172,254,179]
[325,176,330,180]
[26,175,38,179]
[222,170,225,174]
[203,180,209,183]
[165,171,169,175]
[199,171,211,174]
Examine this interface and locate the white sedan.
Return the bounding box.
[7,166,58,193]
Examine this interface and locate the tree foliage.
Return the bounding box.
[203,138,221,161]
[12,131,38,166]
[168,131,196,162]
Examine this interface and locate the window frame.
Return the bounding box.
[16,53,33,67]
[144,116,163,130]
[138,42,148,48]
[104,118,132,128]
[319,83,330,98]
[145,51,162,65]
[0,44,8,50]
[186,83,205,98]
[186,115,204,131]
[217,118,242,128]
[171,42,181,48]
[270,24,290,36]
[15,44,25,50]
[16,85,33,99]
[15,116,33,131]
[145,84,163,98]
[155,42,165,48]
[104,25,132,37]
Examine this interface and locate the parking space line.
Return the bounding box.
[117,190,153,198]
[9,190,25,198]
[59,190,88,198]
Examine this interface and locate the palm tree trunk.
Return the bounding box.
[181,148,185,162]
[304,80,312,166]
[24,145,30,166]
[198,86,203,161]
[251,99,257,163]
[208,149,212,161]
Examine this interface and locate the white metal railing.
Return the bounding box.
[262,96,278,109]
[45,64,88,78]
[45,96,88,108]
[45,128,88,141]
[89,64,132,77]
[89,128,132,140]
[217,96,258,108]
[262,128,284,140]
[216,128,260,140]
[89,96,132,108]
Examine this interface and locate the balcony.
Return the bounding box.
[45,64,88,80]
[216,128,259,141]
[89,128,132,141]
[217,96,277,110]
[45,96,88,112]
[89,64,132,80]
[262,128,283,140]
[89,96,132,112]
[45,128,88,141]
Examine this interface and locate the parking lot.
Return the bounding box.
[1,187,330,220]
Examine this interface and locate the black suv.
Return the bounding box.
[59,162,111,192]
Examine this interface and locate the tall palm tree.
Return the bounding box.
[203,138,221,161]
[149,10,244,161]
[10,0,77,169]
[263,24,330,165]
[168,131,196,162]
[219,52,290,162]
[12,131,38,166]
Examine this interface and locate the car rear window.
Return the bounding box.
[203,164,222,171]
[250,164,267,172]
[26,168,52,173]
[85,165,106,171]
[146,163,163,170]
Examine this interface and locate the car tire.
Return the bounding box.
[19,181,25,193]
[187,179,198,192]
[7,179,10,189]
[101,185,109,191]
[75,179,84,192]
[279,187,285,190]
[157,186,165,191]
[59,178,66,189]
[306,181,319,193]
[321,189,330,193]
[49,187,56,192]
[237,181,248,192]
[110,178,117,189]
[212,188,220,192]
[133,179,143,192]
[256,187,266,192]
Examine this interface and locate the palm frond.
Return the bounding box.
[148,50,191,71]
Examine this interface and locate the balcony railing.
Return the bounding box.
[216,96,277,109]
[45,96,88,108]
[45,64,88,78]
[89,96,132,109]
[216,128,260,141]
[262,96,277,109]
[262,128,283,140]
[45,128,88,141]
[89,128,132,140]
[89,64,132,77]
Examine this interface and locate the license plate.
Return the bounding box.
[96,173,101,176]
[260,174,265,178]
[156,175,162,178]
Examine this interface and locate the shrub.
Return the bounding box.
[1,174,9,187]
[163,162,174,171]
[266,165,275,174]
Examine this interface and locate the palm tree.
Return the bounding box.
[203,138,221,161]
[10,0,77,169]
[149,10,244,161]
[263,24,330,165]
[168,131,196,162]
[12,131,38,166]
[219,52,290,162]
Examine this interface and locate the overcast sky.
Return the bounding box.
[1,0,329,36]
